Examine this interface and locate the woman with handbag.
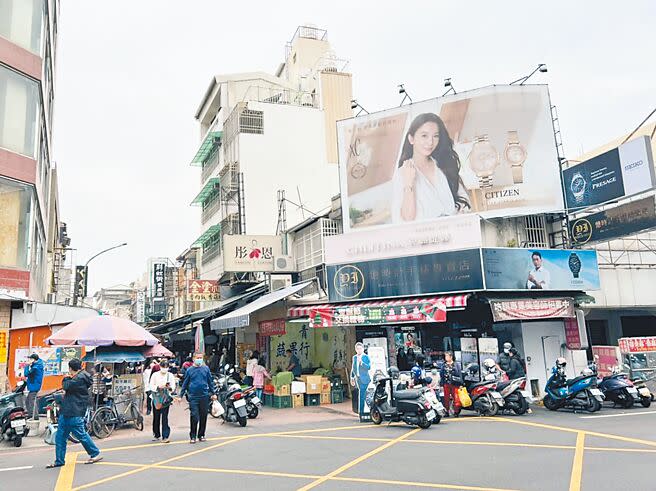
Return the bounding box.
[149,359,176,443]
[439,352,462,418]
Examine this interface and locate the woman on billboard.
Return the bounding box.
[392,113,470,222]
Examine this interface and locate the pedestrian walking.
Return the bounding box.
[178,353,217,444]
[506,348,526,380]
[252,360,270,400]
[244,350,259,386]
[440,352,462,417]
[46,358,102,468]
[23,353,44,420]
[150,360,176,443]
[143,359,159,415]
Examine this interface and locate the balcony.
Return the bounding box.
[201,243,221,265]
[201,196,221,224]
[219,162,239,200]
[201,146,221,183]
[221,213,241,236]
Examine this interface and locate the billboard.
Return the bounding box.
[223,235,283,272]
[482,248,600,291]
[325,214,481,265]
[569,196,656,245]
[326,249,484,301]
[563,135,655,211]
[337,85,562,232]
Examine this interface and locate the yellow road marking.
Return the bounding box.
[409,439,573,450]
[55,451,79,491]
[297,427,421,491]
[585,446,656,453]
[569,432,585,491]
[272,434,391,442]
[72,436,248,490]
[331,476,520,491]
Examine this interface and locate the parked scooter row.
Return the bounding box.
[210,364,252,427]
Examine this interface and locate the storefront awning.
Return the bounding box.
[211,281,313,331]
[190,177,220,206]
[287,294,469,328]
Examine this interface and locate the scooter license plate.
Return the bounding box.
[251,396,261,405]
[639,388,651,397]
[10,419,25,429]
[627,387,638,394]
[426,409,436,421]
[233,399,247,408]
[519,390,532,399]
[490,392,505,404]
[589,388,603,396]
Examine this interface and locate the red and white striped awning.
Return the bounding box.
[288,294,469,318]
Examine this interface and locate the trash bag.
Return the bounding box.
[457,386,472,408]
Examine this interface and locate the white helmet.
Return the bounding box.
[483,358,496,370]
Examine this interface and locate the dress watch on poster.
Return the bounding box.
[504,130,527,184]
[568,252,582,278]
[570,172,586,204]
[468,135,500,188]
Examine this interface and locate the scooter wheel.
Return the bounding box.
[586,397,602,413]
[247,405,259,419]
[543,395,559,411]
[238,416,247,427]
[641,397,651,408]
[417,414,432,429]
[370,409,382,425]
[13,436,22,447]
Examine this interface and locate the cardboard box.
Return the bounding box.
[291,381,306,394]
[302,375,323,394]
[320,392,331,405]
[321,378,331,393]
[274,384,291,396]
[292,393,305,408]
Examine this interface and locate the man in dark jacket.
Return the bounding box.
[506,348,526,380]
[179,353,217,444]
[47,358,102,468]
[497,342,512,373]
[24,353,45,419]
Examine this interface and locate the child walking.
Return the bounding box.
[252,360,270,400]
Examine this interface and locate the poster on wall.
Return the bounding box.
[483,248,600,291]
[338,85,562,232]
[592,346,622,377]
[478,338,499,372]
[460,338,479,381]
[14,347,83,377]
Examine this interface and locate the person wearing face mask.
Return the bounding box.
[150,360,176,443]
[497,343,513,373]
[178,353,217,444]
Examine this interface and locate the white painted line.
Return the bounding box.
[581,410,656,419]
[0,466,33,472]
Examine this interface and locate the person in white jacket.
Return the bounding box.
[149,360,176,443]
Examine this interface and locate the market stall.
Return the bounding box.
[618,336,656,394]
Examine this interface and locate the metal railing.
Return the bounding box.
[242,86,317,109]
[201,196,221,224]
[201,244,221,265]
[201,147,221,183]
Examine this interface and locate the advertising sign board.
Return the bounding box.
[223,235,283,272]
[618,337,656,353]
[490,298,575,322]
[187,279,220,302]
[563,135,655,211]
[327,249,484,301]
[592,345,622,377]
[337,85,562,232]
[324,214,481,264]
[569,196,656,245]
[482,248,600,291]
[152,262,165,299]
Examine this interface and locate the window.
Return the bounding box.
[0,177,33,269]
[0,0,44,54]
[239,109,263,134]
[0,65,40,158]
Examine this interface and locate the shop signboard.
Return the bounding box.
[564,318,582,350]
[0,328,8,364]
[592,345,622,377]
[136,290,145,323]
[618,336,656,353]
[270,323,313,372]
[338,84,563,233]
[563,135,655,211]
[187,279,220,301]
[258,318,286,336]
[327,248,484,301]
[325,214,481,265]
[482,248,600,291]
[152,262,165,299]
[569,196,656,245]
[490,298,575,322]
[223,235,283,272]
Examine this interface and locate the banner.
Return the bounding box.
[338,85,562,232]
[325,214,481,264]
[563,135,655,211]
[482,248,600,291]
[258,318,287,336]
[592,345,622,377]
[490,298,575,322]
[564,318,582,350]
[327,248,484,301]
[187,279,220,301]
[618,337,656,353]
[223,235,283,272]
[569,196,656,245]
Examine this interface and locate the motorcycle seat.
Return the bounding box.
[496,381,511,391]
[567,375,590,386]
[393,389,423,400]
[470,381,494,389]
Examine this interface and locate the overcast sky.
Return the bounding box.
[53,0,655,295]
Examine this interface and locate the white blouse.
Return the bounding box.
[392,158,469,223]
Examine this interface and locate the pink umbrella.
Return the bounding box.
[46,315,158,347]
[142,343,174,358]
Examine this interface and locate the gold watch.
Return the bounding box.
[468,135,500,188]
[504,130,527,184]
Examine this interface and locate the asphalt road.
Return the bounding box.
[2,405,656,491]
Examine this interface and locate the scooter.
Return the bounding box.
[457,365,506,417]
[42,390,82,445]
[0,382,29,447]
[543,363,604,412]
[400,376,445,421]
[241,386,262,419]
[213,364,249,427]
[598,367,651,409]
[369,367,437,429]
[495,377,532,415]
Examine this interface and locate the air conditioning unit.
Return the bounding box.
[270,274,292,292]
[273,255,296,272]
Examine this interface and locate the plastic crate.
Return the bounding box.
[292,393,304,408]
[273,395,292,409]
[304,394,320,406]
[331,390,344,404]
[264,393,274,407]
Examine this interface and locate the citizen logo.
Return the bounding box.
[484,189,520,199]
[624,159,643,171]
[592,177,616,189]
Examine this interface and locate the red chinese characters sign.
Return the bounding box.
[258,319,286,336]
[618,337,656,353]
[186,280,220,301]
[490,298,575,322]
[564,318,582,350]
[308,300,447,328]
[592,345,621,377]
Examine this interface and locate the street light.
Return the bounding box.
[398,84,413,106]
[509,64,548,85]
[350,99,369,116]
[442,78,457,96]
[74,242,127,305]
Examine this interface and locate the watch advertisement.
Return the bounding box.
[326,248,484,301]
[563,135,655,211]
[482,248,600,291]
[569,196,656,245]
[337,84,562,233]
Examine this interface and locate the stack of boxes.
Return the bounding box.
[262,373,345,409]
[273,383,292,409]
[292,380,306,407]
[331,375,344,404]
[320,377,332,405]
[301,375,322,406]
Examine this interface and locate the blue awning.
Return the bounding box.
[82,348,145,363]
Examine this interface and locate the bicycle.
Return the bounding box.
[91,387,144,439]
[42,392,94,444]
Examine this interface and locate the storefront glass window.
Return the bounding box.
[0,0,44,54]
[0,178,32,269]
[0,65,40,158]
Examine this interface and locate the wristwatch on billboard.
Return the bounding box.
[468,135,500,188]
[504,130,527,184]
[568,252,582,278]
[570,172,586,203]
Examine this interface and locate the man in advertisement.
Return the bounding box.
[526,251,550,289]
[350,342,371,416]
